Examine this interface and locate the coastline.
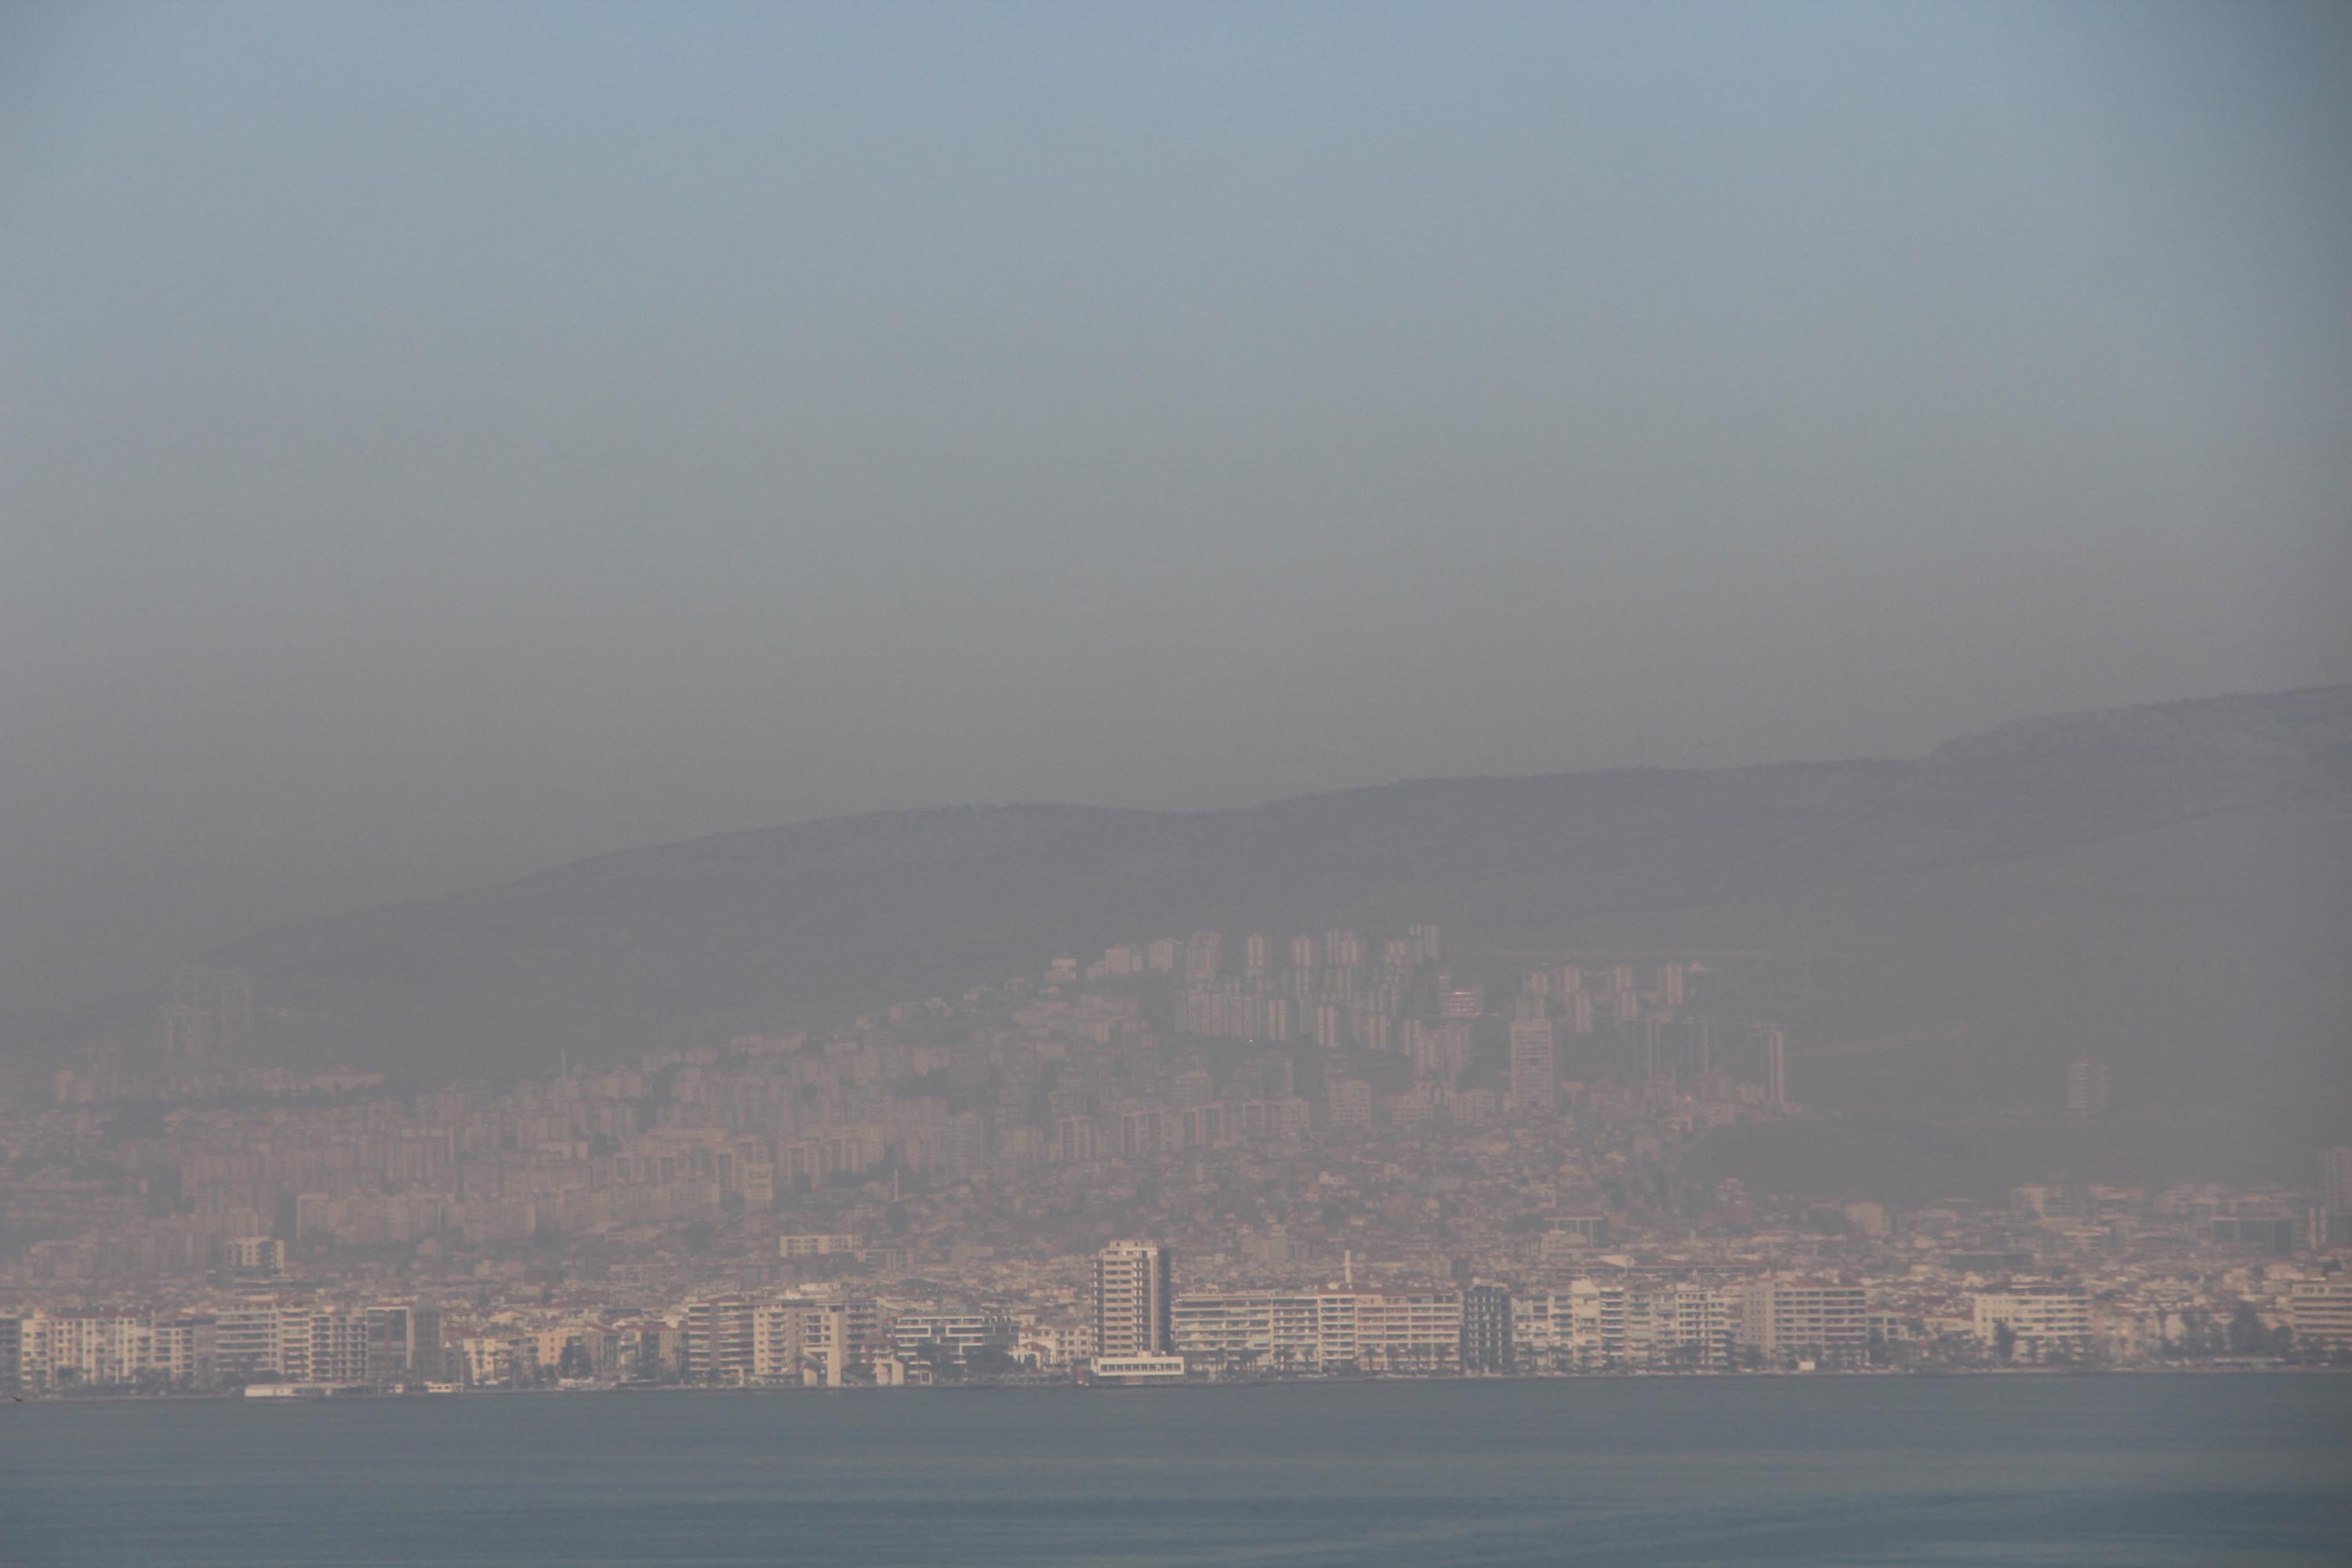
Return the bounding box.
[5,1359,2343,1409]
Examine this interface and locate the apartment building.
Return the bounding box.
[1973,1287,2094,1356]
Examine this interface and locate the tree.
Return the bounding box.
[1993,1321,2017,1365]
[966,1343,1018,1379]
[2226,1301,2267,1358]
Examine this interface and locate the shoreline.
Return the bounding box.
[6,1361,2343,1408]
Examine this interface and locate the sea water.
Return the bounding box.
[2,1375,2346,1566]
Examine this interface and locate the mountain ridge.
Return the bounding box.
[175,685,2351,1140]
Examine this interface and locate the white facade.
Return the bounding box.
[1094,1241,1174,1359]
[1170,1288,1462,1373]
[1973,1288,2094,1354]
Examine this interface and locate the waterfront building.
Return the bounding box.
[1095,1240,1174,1359]
[1973,1287,2094,1357]
[2289,1281,2352,1348]
[1744,1282,1868,1360]
[1461,1284,1513,1372]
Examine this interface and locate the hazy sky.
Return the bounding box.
[3,1,2349,1018]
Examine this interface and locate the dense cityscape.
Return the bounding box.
[5,924,2348,1398]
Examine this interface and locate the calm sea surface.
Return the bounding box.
[2,1376,2346,1566]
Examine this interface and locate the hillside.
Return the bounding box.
[194,687,2352,1138]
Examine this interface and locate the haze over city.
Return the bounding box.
[3,5,2350,1565]
[3,1,2349,1023]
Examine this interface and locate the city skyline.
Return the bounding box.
[9,907,2350,1404]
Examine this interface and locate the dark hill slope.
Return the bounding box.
[209,688,2352,1120]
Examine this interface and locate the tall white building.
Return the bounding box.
[1508,1019,1557,1115]
[1761,1026,1788,1107]
[2065,1058,2112,1116]
[2321,1145,2352,1215]
[1094,1240,1174,1359]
